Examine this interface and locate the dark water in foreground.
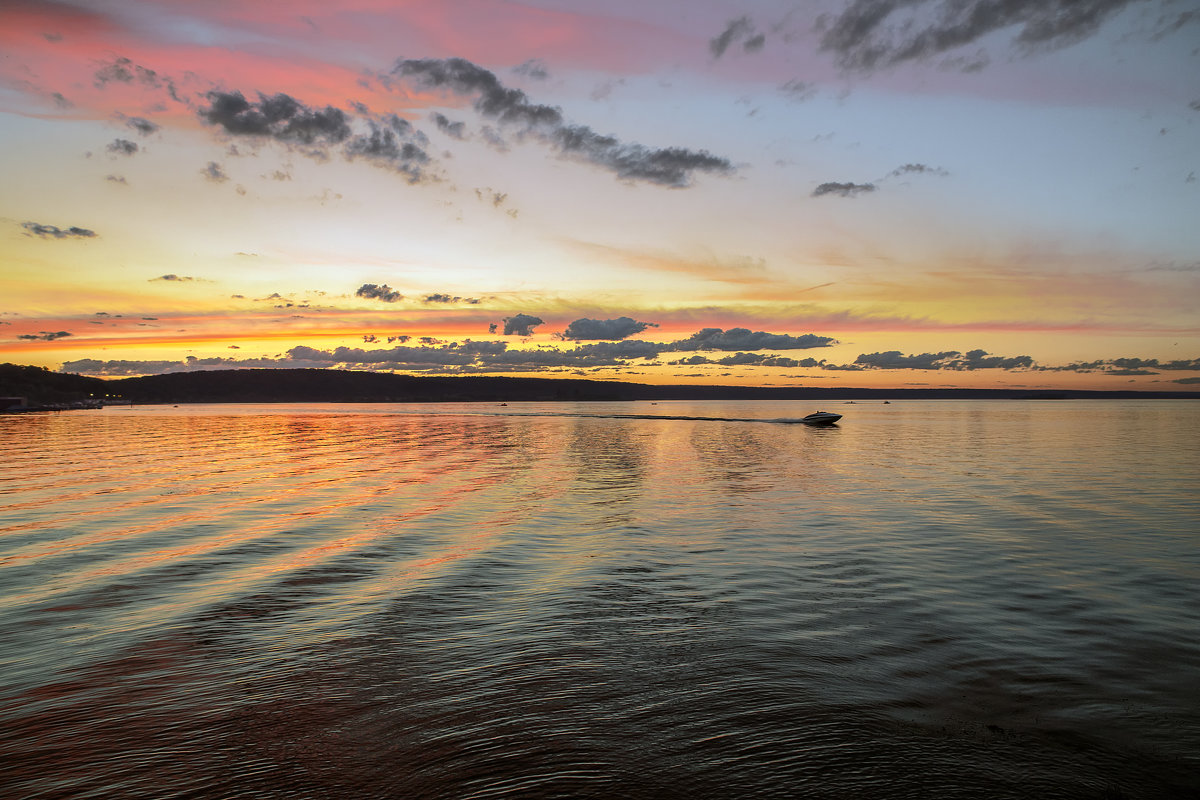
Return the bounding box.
[2,400,1198,799]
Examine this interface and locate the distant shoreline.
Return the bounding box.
[4,365,1198,408]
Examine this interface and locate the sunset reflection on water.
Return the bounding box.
[2,400,1198,799]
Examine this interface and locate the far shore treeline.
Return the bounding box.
[3,363,1199,408]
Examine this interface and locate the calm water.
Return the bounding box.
[2,400,1198,799]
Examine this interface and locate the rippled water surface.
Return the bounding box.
[2,400,1198,799]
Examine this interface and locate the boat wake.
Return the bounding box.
[474,411,840,425]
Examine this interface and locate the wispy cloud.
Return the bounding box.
[812,181,876,198]
[885,163,950,179]
[123,115,160,136]
[201,161,228,182]
[391,57,735,188]
[18,331,73,341]
[93,56,161,88]
[21,222,97,239]
[710,17,762,58]
[854,349,1033,370]
[779,79,817,103]
[1034,356,1200,373]
[818,0,1149,72]
[512,59,550,80]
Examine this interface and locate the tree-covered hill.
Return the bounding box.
[0,363,107,405]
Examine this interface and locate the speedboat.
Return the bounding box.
[800,411,842,426]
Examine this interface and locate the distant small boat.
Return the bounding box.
[801,411,842,426]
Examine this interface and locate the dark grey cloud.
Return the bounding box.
[669,353,827,367]
[107,138,138,156]
[502,313,544,336]
[551,125,734,187]
[18,331,72,341]
[571,340,663,360]
[559,317,658,341]
[393,58,561,125]
[285,343,477,367]
[355,283,403,302]
[52,92,72,109]
[854,349,1034,370]
[199,92,434,182]
[125,116,160,136]
[199,90,352,146]
[710,16,757,58]
[201,161,228,182]
[392,57,734,187]
[105,174,127,184]
[813,181,877,198]
[151,274,196,281]
[21,222,97,239]
[819,0,1144,73]
[513,59,550,80]
[57,328,830,377]
[670,355,713,366]
[344,118,431,182]
[65,330,1155,380]
[1109,357,1200,371]
[668,327,836,352]
[431,112,466,139]
[424,294,480,304]
[886,162,949,178]
[1035,356,1200,373]
[1173,376,1200,384]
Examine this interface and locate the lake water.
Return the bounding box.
[2,400,1198,799]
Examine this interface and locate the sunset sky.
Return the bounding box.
[2,0,1197,389]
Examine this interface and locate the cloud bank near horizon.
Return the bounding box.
[50,332,1190,380]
